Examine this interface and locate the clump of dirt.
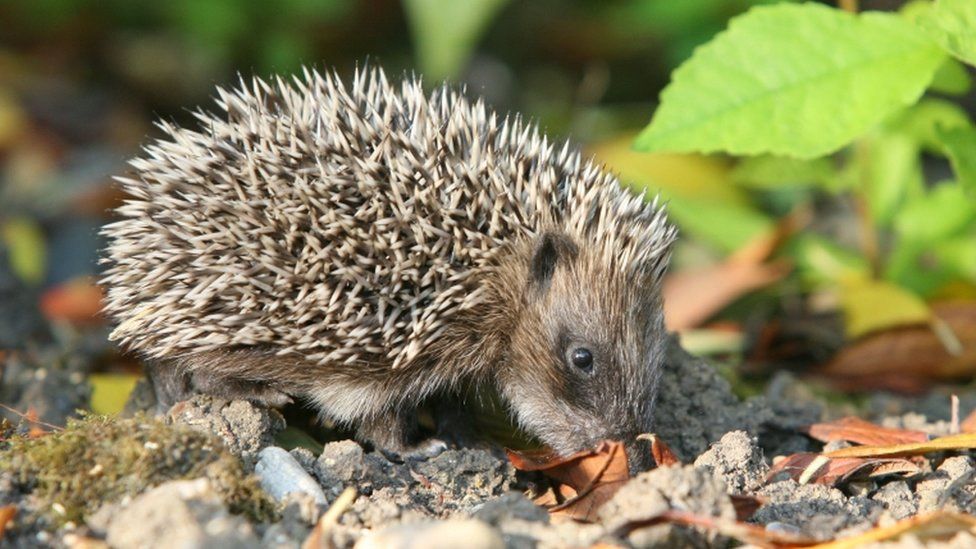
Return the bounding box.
[0,414,276,529]
[168,395,286,464]
[653,338,820,461]
[693,430,769,494]
[599,464,737,547]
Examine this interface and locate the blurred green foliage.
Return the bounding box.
[633,0,976,340]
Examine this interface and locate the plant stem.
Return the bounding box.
[838,0,858,13]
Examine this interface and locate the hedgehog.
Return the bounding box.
[102,67,676,470]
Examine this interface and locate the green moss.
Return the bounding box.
[0,413,276,525]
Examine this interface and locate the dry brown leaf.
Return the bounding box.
[807,512,976,549]
[39,277,104,326]
[961,408,976,433]
[663,258,790,331]
[639,434,681,467]
[0,506,16,540]
[820,301,976,388]
[663,209,804,331]
[507,440,630,521]
[613,509,817,548]
[766,453,920,486]
[824,432,976,459]
[806,416,929,446]
[730,494,765,521]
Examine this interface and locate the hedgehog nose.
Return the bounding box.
[625,438,656,475]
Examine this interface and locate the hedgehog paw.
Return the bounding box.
[381,438,449,462]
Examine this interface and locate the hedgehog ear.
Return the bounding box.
[529,232,578,292]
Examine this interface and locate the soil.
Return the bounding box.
[2,334,976,548]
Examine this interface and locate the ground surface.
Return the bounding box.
[2,337,976,548]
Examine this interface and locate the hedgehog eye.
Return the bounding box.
[569,347,593,373]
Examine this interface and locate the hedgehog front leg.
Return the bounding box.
[145,354,294,411]
[356,409,449,460]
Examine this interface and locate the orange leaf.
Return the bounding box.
[39,277,104,326]
[663,209,805,331]
[0,506,15,539]
[639,434,681,467]
[507,441,630,522]
[961,408,976,433]
[730,494,765,521]
[806,417,929,446]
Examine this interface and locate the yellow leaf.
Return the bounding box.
[825,432,976,459]
[840,279,931,339]
[0,89,27,149]
[1,217,45,285]
[809,512,976,549]
[588,134,741,204]
[90,373,140,415]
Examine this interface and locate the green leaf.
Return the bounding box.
[886,98,971,153]
[918,0,976,66]
[937,125,976,197]
[1,217,46,285]
[635,3,946,159]
[731,155,837,190]
[935,235,976,282]
[666,195,773,253]
[860,133,924,227]
[895,182,976,243]
[929,57,972,95]
[789,235,870,288]
[403,0,509,81]
[885,239,960,298]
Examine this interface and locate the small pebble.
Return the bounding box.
[355,519,504,549]
[256,447,328,506]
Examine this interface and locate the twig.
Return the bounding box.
[951,395,960,435]
[0,403,62,432]
[302,487,357,549]
[838,0,858,13]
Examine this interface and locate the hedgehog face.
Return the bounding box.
[500,232,667,472]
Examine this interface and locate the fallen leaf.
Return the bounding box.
[730,494,765,521]
[0,506,16,539]
[663,262,786,330]
[507,440,630,521]
[766,453,920,486]
[839,279,932,340]
[637,433,681,467]
[806,417,929,446]
[961,408,976,433]
[90,373,141,415]
[825,432,976,459]
[820,301,976,388]
[808,512,976,549]
[664,206,808,330]
[39,277,104,326]
[613,509,817,548]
